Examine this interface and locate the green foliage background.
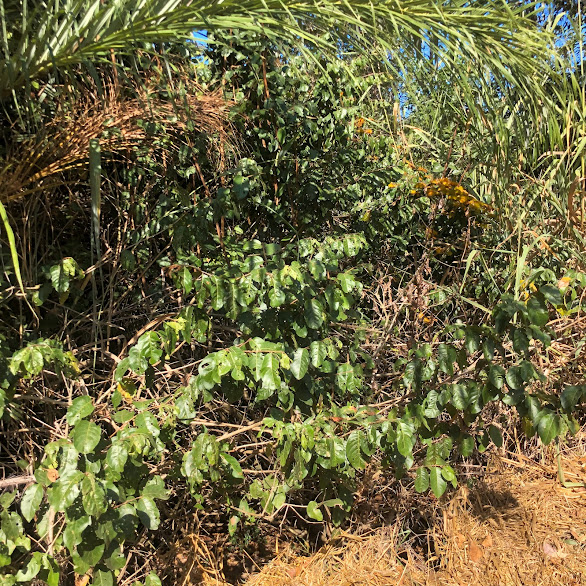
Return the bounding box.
[0,3,585,585]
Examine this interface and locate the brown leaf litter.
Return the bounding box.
[167,445,586,586]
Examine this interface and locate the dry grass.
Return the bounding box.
[433,449,586,586]
[0,72,232,204]
[169,437,586,586]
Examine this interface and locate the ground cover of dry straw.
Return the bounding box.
[167,436,586,586]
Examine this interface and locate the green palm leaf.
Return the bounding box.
[0,0,553,100]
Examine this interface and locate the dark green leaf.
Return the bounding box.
[528,324,551,347]
[488,364,505,390]
[540,285,562,306]
[304,299,325,330]
[536,411,560,445]
[527,296,549,326]
[437,343,456,375]
[488,424,503,447]
[512,328,529,354]
[465,328,480,354]
[460,436,475,457]
[505,366,524,390]
[450,383,469,410]
[560,385,585,411]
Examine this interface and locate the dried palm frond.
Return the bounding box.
[0,78,232,204]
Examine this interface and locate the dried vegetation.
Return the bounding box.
[165,436,586,586]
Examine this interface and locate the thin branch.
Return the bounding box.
[0,475,35,489]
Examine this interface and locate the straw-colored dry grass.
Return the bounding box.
[432,450,586,586]
[0,74,232,204]
[166,437,586,586]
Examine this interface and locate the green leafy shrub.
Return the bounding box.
[1,30,585,586]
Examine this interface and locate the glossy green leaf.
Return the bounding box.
[310,340,328,367]
[66,396,94,426]
[136,497,160,530]
[429,467,447,498]
[396,422,414,458]
[346,430,366,469]
[260,353,281,391]
[437,343,456,375]
[180,267,193,295]
[306,501,323,521]
[536,411,560,445]
[290,348,309,380]
[414,467,429,493]
[304,299,325,329]
[488,364,505,389]
[441,465,457,487]
[20,484,43,523]
[72,421,101,454]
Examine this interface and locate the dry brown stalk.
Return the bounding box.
[0,474,35,489]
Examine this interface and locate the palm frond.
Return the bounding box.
[0,0,554,102]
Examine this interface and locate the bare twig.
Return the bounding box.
[0,475,35,489]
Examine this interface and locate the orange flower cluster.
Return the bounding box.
[423,178,492,214]
[355,117,373,134]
